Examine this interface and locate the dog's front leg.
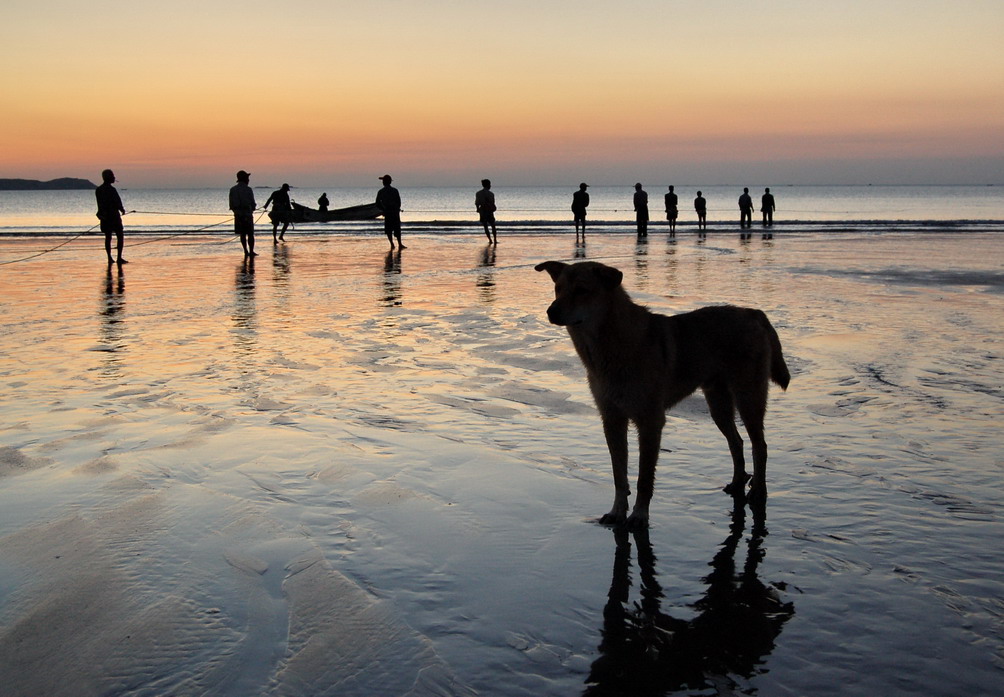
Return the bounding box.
[626,413,665,530]
[600,411,630,525]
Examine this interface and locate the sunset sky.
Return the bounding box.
[3,0,1003,188]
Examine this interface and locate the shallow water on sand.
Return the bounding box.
[1,230,1002,696]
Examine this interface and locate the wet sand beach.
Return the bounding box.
[1,231,1002,696]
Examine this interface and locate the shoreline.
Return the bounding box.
[4,185,1004,234]
[2,218,1004,239]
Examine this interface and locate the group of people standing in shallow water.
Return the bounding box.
[230,173,780,257]
[96,169,779,262]
[628,183,776,242]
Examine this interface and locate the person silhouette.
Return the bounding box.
[264,183,293,242]
[475,178,498,244]
[376,174,405,249]
[229,170,258,257]
[694,190,708,235]
[634,183,649,237]
[738,187,754,235]
[572,183,590,242]
[317,192,329,212]
[761,187,775,237]
[665,185,678,235]
[95,169,127,264]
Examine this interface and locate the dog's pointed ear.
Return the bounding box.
[595,264,624,289]
[534,261,567,280]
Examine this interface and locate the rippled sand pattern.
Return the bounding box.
[1,231,1002,696]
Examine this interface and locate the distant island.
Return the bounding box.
[0,177,97,190]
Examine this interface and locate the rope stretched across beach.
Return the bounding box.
[0,209,273,265]
[0,230,94,266]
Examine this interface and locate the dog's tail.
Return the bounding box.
[760,311,791,390]
[771,339,791,391]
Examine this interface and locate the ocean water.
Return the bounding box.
[1,230,1003,695]
[1,185,1003,237]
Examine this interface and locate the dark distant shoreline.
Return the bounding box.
[0,178,96,190]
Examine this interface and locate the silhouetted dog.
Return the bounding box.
[535,261,790,528]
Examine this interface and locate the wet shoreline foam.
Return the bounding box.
[2,218,1004,239]
[1,232,1002,695]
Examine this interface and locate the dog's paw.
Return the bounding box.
[600,497,629,527]
[598,511,626,527]
[747,484,768,504]
[624,512,649,531]
[723,473,753,496]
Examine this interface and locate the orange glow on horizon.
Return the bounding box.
[3,1,1003,186]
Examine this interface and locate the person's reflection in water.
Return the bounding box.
[98,264,126,378]
[381,248,403,307]
[231,256,257,354]
[663,238,679,291]
[634,236,649,289]
[272,242,291,281]
[272,243,292,319]
[476,244,497,304]
[584,498,794,695]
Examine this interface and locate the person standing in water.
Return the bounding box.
[633,182,649,237]
[95,169,127,265]
[665,185,679,236]
[572,183,590,242]
[376,174,404,249]
[738,187,754,236]
[694,190,708,236]
[475,178,498,244]
[761,187,776,238]
[229,170,258,257]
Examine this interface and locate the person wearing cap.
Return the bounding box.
[665,185,679,236]
[475,179,497,245]
[571,183,589,242]
[229,170,258,257]
[95,168,127,264]
[264,183,293,243]
[375,174,404,249]
[633,182,649,237]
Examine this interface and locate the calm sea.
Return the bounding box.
[1,185,1003,236]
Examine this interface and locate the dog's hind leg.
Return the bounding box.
[600,410,631,526]
[736,386,769,502]
[704,383,750,495]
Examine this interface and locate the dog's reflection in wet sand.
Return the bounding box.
[584,499,795,695]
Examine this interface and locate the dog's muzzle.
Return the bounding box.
[546,303,567,326]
